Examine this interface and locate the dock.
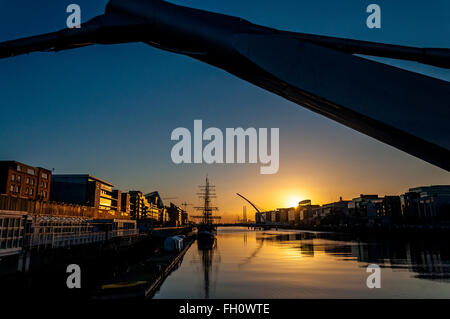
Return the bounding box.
[93,235,195,300]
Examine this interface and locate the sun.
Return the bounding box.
[286,196,302,208]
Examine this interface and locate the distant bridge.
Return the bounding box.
[214,223,290,229]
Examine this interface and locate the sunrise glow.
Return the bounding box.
[286,196,302,208]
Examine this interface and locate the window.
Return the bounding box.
[11,174,15,181]
[26,177,30,184]
[30,188,33,195]
[25,188,29,195]
[16,165,21,172]
[10,185,14,192]
[27,168,35,175]
[42,173,48,179]
[31,179,35,185]
[43,191,47,198]
[15,186,20,193]
[17,175,21,183]
[40,181,44,187]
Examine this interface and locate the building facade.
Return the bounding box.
[166,203,183,226]
[129,190,160,226]
[0,161,51,201]
[401,186,450,220]
[296,204,321,223]
[276,207,296,224]
[348,195,381,218]
[50,174,116,214]
[145,191,169,226]
[120,192,131,216]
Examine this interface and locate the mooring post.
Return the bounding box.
[17,253,24,272]
[17,250,31,273]
[24,250,31,272]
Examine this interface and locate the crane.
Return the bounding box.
[162,197,178,200]
[180,201,193,213]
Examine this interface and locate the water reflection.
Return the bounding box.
[154,227,450,298]
[259,231,450,282]
[238,235,264,269]
[196,239,218,299]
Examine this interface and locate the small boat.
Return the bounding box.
[101,281,147,290]
[95,281,148,299]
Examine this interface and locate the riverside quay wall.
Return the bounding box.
[0,194,192,280]
[0,194,138,276]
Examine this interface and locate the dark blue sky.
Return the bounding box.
[0,0,449,219]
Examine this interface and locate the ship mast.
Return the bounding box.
[193,176,219,226]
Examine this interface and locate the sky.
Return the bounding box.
[0,0,449,222]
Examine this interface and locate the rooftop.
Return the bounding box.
[52,174,114,187]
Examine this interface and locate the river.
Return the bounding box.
[153,227,450,298]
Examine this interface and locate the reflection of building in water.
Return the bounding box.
[255,232,317,257]
[254,231,450,282]
[300,243,315,257]
[323,245,353,258]
[408,242,450,281]
[350,239,450,282]
[257,232,315,243]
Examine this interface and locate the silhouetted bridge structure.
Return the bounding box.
[214,223,290,230]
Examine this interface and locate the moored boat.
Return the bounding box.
[197,230,216,250]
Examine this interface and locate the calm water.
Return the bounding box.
[153,227,450,299]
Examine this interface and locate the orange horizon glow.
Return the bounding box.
[285,195,303,208]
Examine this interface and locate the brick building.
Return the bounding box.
[0,161,51,201]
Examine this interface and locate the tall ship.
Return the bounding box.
[192,176,220,248]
